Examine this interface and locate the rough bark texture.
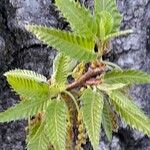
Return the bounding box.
[0,0,150,149]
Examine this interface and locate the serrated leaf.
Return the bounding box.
[27,121,49,150]
[46,100,67,150]
[109,91,150,136]
[109,91,150,122]
[26,25,96,62]
[97,17,105,39]
[4,69,49,99]
[97,83,126,91]
[94,0,101,16]
[0,98,47,123]
[104,69,150,85]
[95,0,122,32]
[81,88,104,150]
[102,100,112,141]
[28,122,42,143]
[101,11,114,35]
[55,0,97,36]
[96,11,114,38]
[52,53,70,86]
[49,83,65,96]
[104,29,133,40]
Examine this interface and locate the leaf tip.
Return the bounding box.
[3,72,8,77]
[25,24,36,33]
[25,24,31,31]
[3,70,12,77]
[127,29,134,34]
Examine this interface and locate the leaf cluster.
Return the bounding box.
[0,0,150,150]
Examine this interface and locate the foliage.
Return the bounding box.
[109,91,150,136]
[104,69,150,84]
[94,0,122,33]
[4,69,49,99]
[51,53,70,86]
[0,97,47,123]
[27,121,49,150]
[81,88,104,150]
[45,100,67,150]
[102,100,113,141]
[26,25,96,62]
[0,0,150,150]
[55,0,96,36]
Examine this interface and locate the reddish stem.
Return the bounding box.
[66,67,104,91]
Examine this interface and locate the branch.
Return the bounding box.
[66,67,104,91]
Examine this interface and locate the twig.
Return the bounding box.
[66,67,104,91]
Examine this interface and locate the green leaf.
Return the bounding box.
[81,88,104,150]
[0,98,47,123]
[97,16,105,39]
[55,0,97,36]
[102,100,112,141]
[94,0,101,16]
[46,100,67,150]
[97,83,126,92]
[104,29,133,40]
[26,25,96,62]
[27,121,49,150]
[101,11,114,35]
[49,83,65,96]
[95,0,122,32]
[104,69,150,85]
[52,53,70,86]
[96,11,114,38]
[4,69,49,99]
[109,91,150,136]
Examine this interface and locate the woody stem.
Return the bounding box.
[66,67,105,91]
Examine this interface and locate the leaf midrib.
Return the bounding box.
[7,71,47,83]
[0,99,46,122]
[105,73,149,82]
[53,33,94,53]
